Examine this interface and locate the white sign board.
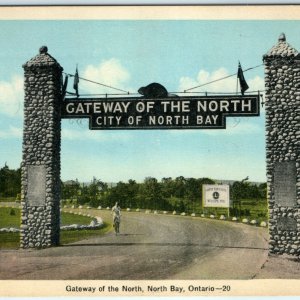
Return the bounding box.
[203,184,230,208]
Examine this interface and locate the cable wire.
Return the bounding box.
[64,57,294,96]
[63,71,130,94]
[66,91,140,97]
[183,63,264,92]
[66,90,266,98]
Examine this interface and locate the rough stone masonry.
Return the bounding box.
[264,34,300,256]
[21,46,62,248]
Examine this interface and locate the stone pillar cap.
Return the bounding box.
[264,33,299,59]
[23,46,63,70]
[39,46,48,54]
[278,33,286,42]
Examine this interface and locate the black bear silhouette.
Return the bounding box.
[138,82,168,98]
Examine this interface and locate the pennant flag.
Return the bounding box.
[237,62,249,95]
[62,74,68,99]
[73,66,79,97]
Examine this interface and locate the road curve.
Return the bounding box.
[0,209,268,280]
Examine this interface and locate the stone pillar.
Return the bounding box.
[20,46,63,248]
[263,34,300,256]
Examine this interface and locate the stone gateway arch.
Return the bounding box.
[20,36,300,256]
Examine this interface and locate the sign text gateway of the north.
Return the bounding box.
[61,96,259,129]
[21,34,299,257]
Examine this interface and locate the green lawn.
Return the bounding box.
[60,222,112,244]
[0,207,20,228]
[0,233,20,249]
[60,213,92,226]
[195,198,268,222]
[0,197,17,202]
[0,207,112,249]
[0,207,93,227]
[0,223,111,249]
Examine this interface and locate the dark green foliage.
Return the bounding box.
[61,177,108,207]
[0,164,21,198]
[61,176,216,212]
[0,163,267,219]
[231,180,266,200]
[61,175,267,217]
[9,208,16,216]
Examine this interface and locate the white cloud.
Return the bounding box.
[179,67,264,95]
[174,68,265,137]
[247,75,265,92]
[80,58,132,95]
[0,126,22,139]
[0,76,24,117]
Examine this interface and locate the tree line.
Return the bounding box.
[61,176,267,213]
[1,164,267,213]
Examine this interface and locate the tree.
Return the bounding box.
[61,179,80,201]
[231,180,266,200]
[173,176,186,198]
[0,164,21,198]
[127,179,139,208]
[140,177,163,210]
[161,177,174,198]
[258,183,267,198]
[231,181,248,200]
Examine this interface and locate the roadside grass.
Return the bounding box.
[0,197,17,203]
[0,207,112,249]
[60,222,112,245]
[0,207,93,227]
[0,223,112,249]
[0,233,20,249]
[60,213,92,226]
[0,207,20,228]
[196,198,268,222]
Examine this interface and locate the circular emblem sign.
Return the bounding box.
[213,191,220,199]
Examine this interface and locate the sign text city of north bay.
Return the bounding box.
[61,95,260,130]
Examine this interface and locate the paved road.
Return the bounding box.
[0,210,268,280]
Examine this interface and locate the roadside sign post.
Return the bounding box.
[202,184,230,218]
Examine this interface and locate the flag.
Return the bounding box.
[237,62,249,95]
[62,74,68,99]
[73,66,79,97]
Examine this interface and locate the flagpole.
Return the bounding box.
[237,62,249,96]
[236,61,239,95]
[73,64,79,98]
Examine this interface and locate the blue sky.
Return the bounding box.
[1,20,300,183]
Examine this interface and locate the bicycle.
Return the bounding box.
[113,215,120,235]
